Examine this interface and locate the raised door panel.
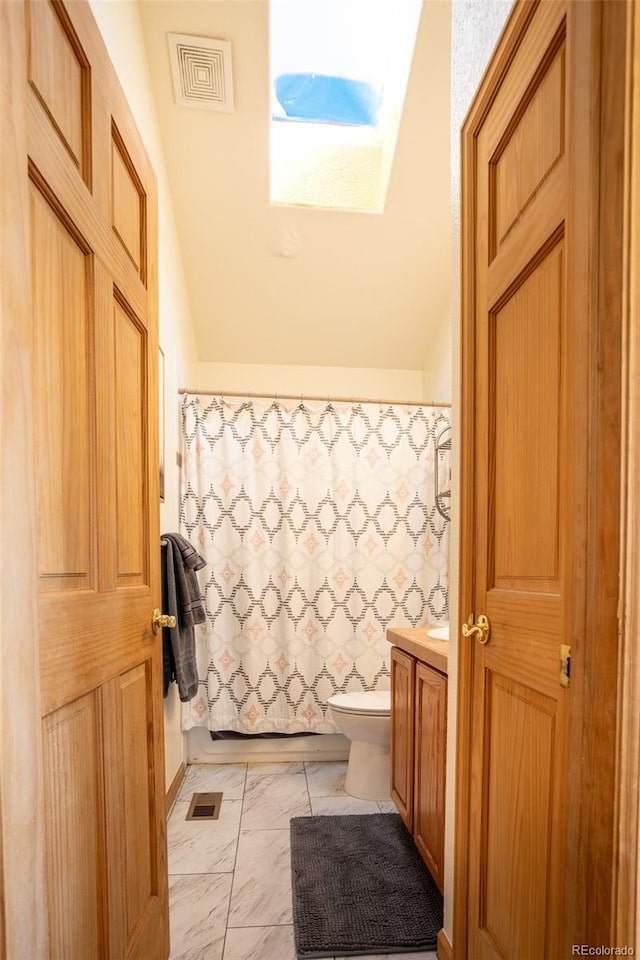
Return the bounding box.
[413,662,447,892]
[42,693,105,959]
[492,240,563,594]
[479,674,556,960]
[111,124,146,281]
[102,662,167,960]
[30,181,95,593]
[28,0,90,177]
[492,46,565,254]
[114,296,148,587]
[390,646,415,830]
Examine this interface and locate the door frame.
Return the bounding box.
[453,0,629,954]
[0,2,49,956]
[613,0,640,947]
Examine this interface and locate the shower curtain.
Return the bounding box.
[180,394,449,734]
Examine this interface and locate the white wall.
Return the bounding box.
[88,0,199,792]
[445,0,513,942]
[422,286,453,404]
[196,361,427,403]
[138,0,452,374]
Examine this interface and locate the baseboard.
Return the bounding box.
[165,761,186,816]
[437,928,453,960]
[187,727,350,764]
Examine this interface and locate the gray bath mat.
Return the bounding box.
[290,813,442,958]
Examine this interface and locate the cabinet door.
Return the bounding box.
[414,662,447,892]
[391,647,415,830]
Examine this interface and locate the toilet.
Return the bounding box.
[327,690,391,801]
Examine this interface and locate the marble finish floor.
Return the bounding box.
[168,759,438,960]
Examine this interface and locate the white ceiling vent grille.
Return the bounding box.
[168,33,234,113]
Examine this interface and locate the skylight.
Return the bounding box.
[274,74,382,127]
[269,0,423,213]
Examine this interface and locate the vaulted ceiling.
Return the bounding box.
[139,0,452,371]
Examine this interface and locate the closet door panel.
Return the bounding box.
[114,295,148,588]
[111,125,146,280]
[102,661,166,960]
[28,0,90,177]
[42,693,105,959]
[30,181,95,594]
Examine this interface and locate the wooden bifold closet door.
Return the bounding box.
[2,1,167,956]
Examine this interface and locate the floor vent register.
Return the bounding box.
[185,792,223,821]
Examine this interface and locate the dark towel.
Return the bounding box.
[161,533,207,701]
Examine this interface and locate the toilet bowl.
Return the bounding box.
[327,690,391,801]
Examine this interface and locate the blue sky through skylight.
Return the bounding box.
[271,0,390,127]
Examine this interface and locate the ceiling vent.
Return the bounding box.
[168,33,234,112]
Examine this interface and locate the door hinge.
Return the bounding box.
[560,643,571,688]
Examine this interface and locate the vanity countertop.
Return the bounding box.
[386,626,449,675]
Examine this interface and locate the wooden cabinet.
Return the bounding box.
[391,647,415,828]
[391,645,447,892]
[413,661,447,890]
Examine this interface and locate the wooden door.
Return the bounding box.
[390,646,415,830]
[455,1,624,957]
[413,662,446,893]
[1,1,167,956]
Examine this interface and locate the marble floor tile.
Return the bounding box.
[241,771,310,829]
[168,760,436,960]
[310,795,380,816]
[178,763,247,802]
[227,829,292,927]
[168,799,241,875]
[304,760,348,797]
[222,924,297,960]
[378,800,398,813]
[246,761,304,777]
[169,872,232,960]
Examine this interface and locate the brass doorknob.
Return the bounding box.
[462,613,491,645]
[152,608,176,634]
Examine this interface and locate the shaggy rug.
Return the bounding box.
[290,813,443,958]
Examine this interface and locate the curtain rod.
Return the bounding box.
[178,388,451,409]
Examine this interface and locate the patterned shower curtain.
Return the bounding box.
[180,395,449,734]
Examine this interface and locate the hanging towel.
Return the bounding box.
[161,533,207,701]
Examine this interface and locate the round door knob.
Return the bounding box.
[152,608,176,634]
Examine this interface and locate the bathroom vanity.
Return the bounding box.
[387,627,448,893]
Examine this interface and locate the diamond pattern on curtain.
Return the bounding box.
[180,395,449,734]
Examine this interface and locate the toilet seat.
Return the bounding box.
[327,690,390,716]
